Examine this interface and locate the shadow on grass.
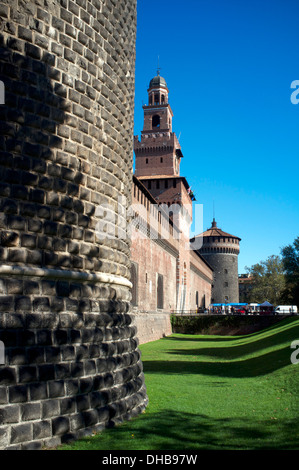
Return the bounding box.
[166,317,299,343]
[71,409,299,450]
[167,322,299,362]
[142,345,294,378]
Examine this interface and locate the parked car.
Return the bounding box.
[236,308,246,314]
[275,305,297,314]
[259,310,273,315]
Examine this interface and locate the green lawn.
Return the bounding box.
[61,316,299,450]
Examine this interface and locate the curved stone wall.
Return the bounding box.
[0,0,147,449]
[203,253,239,304]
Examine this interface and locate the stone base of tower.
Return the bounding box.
[0,270,148,450]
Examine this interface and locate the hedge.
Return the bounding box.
[170,314,287,335]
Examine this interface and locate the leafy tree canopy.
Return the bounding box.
[245,255,285,305]
[281,237,299,306]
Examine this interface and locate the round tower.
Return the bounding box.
[0,0,147,450]
[197,219,241,304]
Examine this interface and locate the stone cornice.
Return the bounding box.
[0,265,132,288]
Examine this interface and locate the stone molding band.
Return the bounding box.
[0,265,133,289]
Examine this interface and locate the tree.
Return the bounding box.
[245,255,286,305]
[281,237,299,306]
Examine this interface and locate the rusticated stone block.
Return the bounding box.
[29,382,47,401]
[33,420,51,440]
[0,368,17,385]
[10,423,32,444]
[21,402,41,421]
[42,399,60,419]
[0,404,19,424]
[9,385,28,403]
[52,416,70,436]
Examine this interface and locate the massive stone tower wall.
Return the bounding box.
[201,252,239,304]
[0,0,147,449]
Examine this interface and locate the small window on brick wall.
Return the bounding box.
[130,262,138,306]
[157,273,164,309]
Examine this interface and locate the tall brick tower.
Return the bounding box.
[134,71,183,180]
[134,72,196,311]
[134,71,194,209]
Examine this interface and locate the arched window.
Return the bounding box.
[152,115,160,128]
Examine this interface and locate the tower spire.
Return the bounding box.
[157,56,160,76]
[212,201,217,227]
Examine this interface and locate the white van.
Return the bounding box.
[249,303,260,314]
[275,305,297,314]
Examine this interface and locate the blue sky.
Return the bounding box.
[133,0,299,273]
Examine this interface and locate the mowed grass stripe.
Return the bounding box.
[60,317,299,450]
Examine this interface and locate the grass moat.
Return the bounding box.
[60,317,299,450]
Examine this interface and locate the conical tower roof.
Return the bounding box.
[197,219,241,241]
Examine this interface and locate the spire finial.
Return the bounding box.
[212,201,217,227]
[157,56,160,76]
